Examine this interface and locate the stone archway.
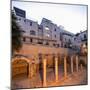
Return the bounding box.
[12,57,30,79]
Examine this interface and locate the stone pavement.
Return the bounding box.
[47,68,87,87]
[12,66,87,89]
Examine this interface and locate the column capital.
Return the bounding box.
[55,53,59,58]
[42,54,48,59]
[64,55,67,59]
[76,55,79,58]
[55,57,58,61]
[71,55,73,59]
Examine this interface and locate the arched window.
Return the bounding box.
[30,30,36,35]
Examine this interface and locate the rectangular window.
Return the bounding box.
[38,27,41,29]
[18,18,21,21]
[45,41,49,45]
[45,34,50,37]
[60,33,63,41]
[38,41,43,44]
[55,35,56,38]
[57,44,59,47]
[74,38,76,40]
[53,43,55,46]
[45,26,49,31]
[23,37,26,42]
[30,30,36,35]
[54,28,56,31]
[30,38,33,42]
[38,40,43,44]
[84,34,86,39]
[30,22,32,26]
[24,19,26,23]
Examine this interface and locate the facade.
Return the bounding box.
[13,7,87,50]
[77,30,87,46]
[71,30,87,50]
[41,18,61,47]
[71,30,87,54]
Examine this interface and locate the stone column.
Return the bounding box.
[55,56,58,82]
[64,56,67,78]
[80,64,83,70]
[28,63,31,78]
[43,58,47,87]
[76,55,79,72]
[71,56,73,73]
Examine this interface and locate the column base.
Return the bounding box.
[43,83,47,87]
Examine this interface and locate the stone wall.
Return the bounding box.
[12,58,39,79]
[12,59,28,78]
[17,44,69,56]
[15,44,74,69]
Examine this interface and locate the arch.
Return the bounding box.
[12,57,31,78]
[12,56,31,64]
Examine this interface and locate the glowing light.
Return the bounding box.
[45,27,49,31]
[46,34,50,37]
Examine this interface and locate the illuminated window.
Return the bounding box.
[45,27,49,30]
[46,34,50,37]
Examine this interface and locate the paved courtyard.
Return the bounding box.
[12,65,87,89]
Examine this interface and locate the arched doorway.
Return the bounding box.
[12,57,30,79]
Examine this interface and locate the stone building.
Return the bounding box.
[13,7,74,48]
[71,30,87,50]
